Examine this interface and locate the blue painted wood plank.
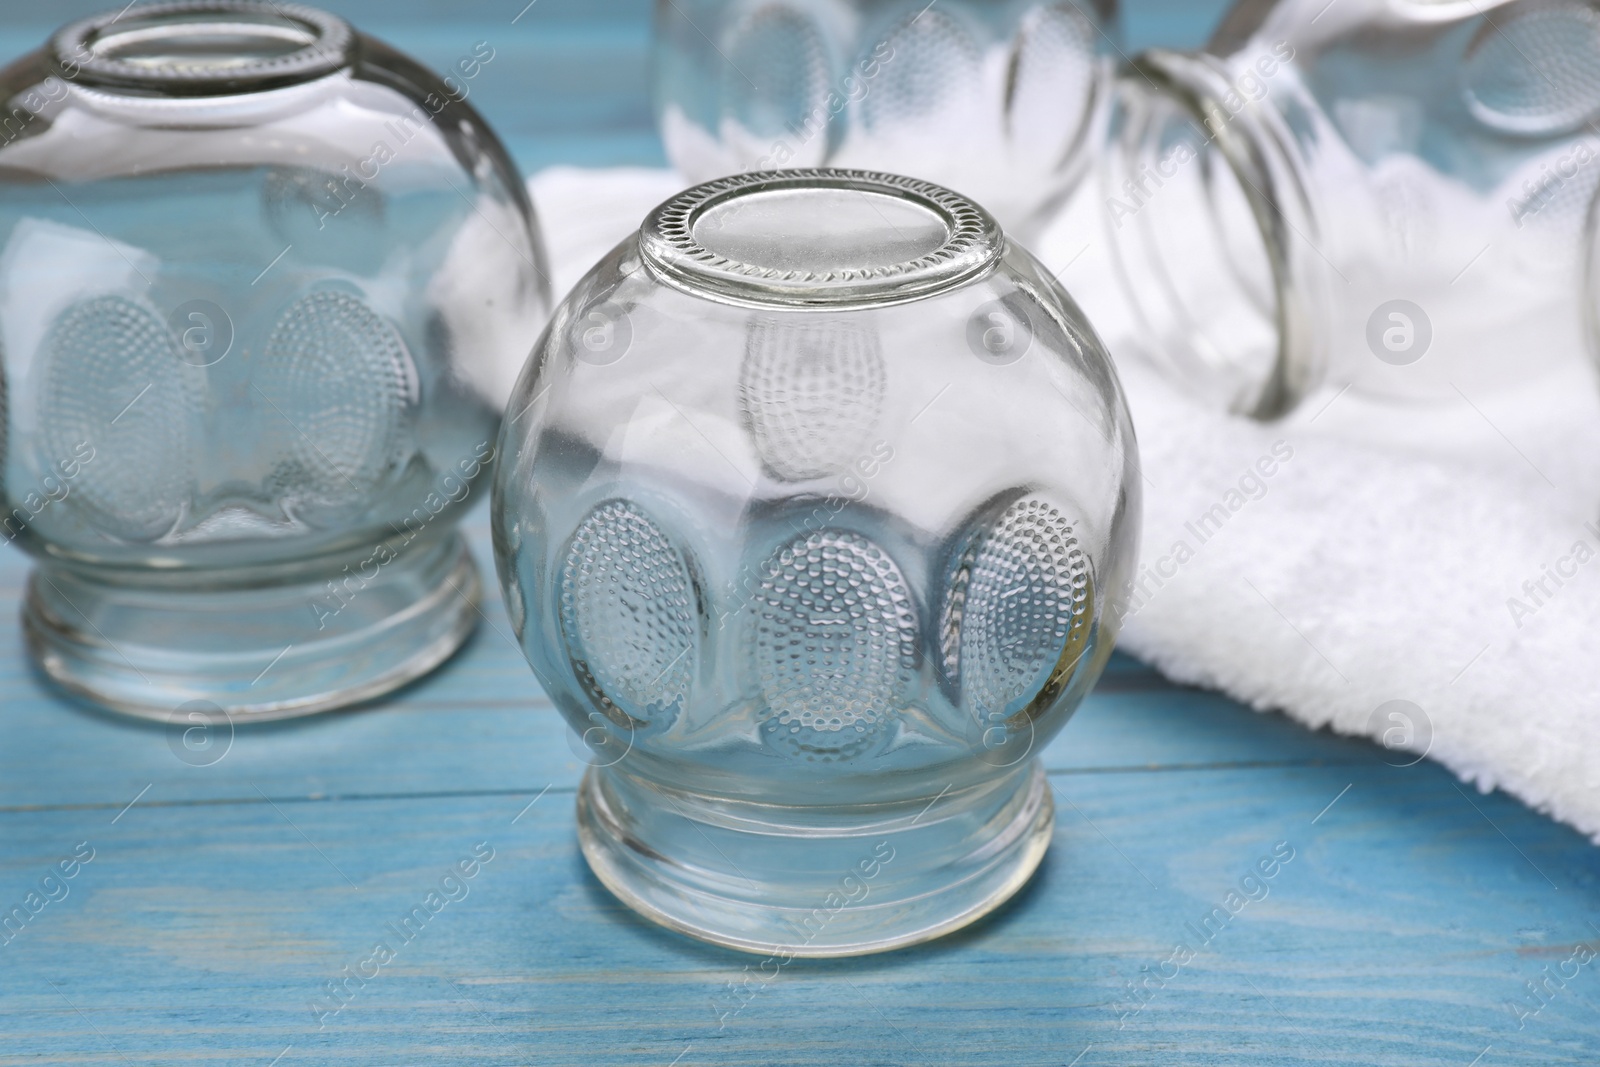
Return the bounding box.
[4,507,1596,1064]
[1,764,1596,1065]
[1123,0,1236,51]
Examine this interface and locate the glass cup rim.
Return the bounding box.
[51,0,353,96]
[638,168,1006,310]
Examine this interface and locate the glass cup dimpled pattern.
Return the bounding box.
[492,169,1141,956]
[1097,0,1600,418]
[654,0,1121,234]
[0,2,551,720]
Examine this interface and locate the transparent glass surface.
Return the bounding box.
[492,169,1140,955]
[0,2,551,720]
[1096,0,1600,417]
[654,0,1121,235]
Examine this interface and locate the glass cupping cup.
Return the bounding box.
[655,0,1121,235]
[1098,0,1600,417]
[0,2,551,720]
[492,169,1140,956]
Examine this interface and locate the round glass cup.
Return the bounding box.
[0,2,550,721]
[1096,0,1600,418]
[654,0,1122,236]
[493,168,1140,956]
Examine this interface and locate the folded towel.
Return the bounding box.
[528,166,1600,843]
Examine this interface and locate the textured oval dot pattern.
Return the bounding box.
[1006,3,1098,159]
[739,318,885,482]
[1519,151,1600,230]
[752,531,917,761]
[39,295,194,541]
[942,497,1092,718]
[560,501,697,727]
[258,292,416,516]
[721,2,832,144]
[1462,1,1600,135]
[859,8,981,134]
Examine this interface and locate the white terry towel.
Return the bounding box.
[527,166,1600,843]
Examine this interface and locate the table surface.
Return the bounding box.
[3,2,1599,1065]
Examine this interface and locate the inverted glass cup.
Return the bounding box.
[654,0,1121,235]
[493,169,1140,955]
[0,2,550,720]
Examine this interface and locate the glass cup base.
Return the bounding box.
[22,533,480,723]
[576,758,1054,958]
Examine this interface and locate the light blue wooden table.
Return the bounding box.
[3,2,1599,1064]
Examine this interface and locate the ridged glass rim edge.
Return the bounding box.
[1123,48,1325,420]
[638,169,1006,310]
[51,0,353,95]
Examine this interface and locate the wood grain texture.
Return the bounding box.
[3,508,1599,1065]
[2,1,1598,1063]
